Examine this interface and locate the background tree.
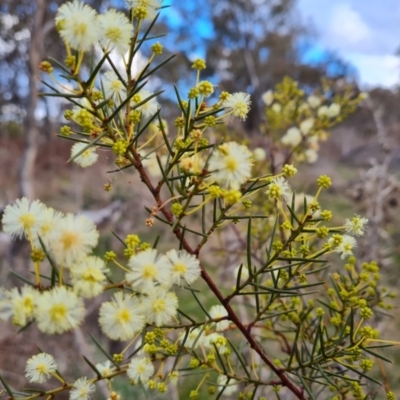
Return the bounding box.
[0,0,105,198]
[162,0,354,132]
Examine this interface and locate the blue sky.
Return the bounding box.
[164,0,400,88]
[3,0,398,90]
[297,0,400,88]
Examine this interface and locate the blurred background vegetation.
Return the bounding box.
[0,0,399,398]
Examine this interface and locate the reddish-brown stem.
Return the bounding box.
[127,146,306,400]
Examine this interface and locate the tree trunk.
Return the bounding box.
[18,0,46,198]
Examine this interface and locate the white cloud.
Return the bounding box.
[346,54,400,88]
[328,3,371,48]
[297,0,400,87]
